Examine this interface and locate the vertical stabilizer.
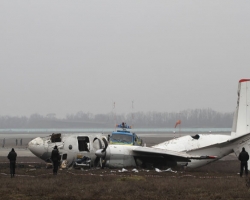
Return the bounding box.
[231,79,250,137]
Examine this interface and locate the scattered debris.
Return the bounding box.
[61,160,67,169]
[118,168,128,173]
[26,168,36,172]
[132,168,139,173]
[155,168,177,173]
[46,163,53,169]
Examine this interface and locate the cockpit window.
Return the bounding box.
[51,133,61,143]
[77,136,90,152]
[111,134,132,144]
[191,134,200,140]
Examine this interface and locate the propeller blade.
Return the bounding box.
[101,137,108,153]
[93,137,103,149]
[93,137,107,168]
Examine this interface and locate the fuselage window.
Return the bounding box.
[77,136,90,152]
[191,134,200,140]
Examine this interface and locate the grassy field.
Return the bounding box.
[0,158,250,200]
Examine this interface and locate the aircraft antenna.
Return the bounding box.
[113,102,117,131]
[131,101,134,128]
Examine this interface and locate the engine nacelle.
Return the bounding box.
[104,145,136,168]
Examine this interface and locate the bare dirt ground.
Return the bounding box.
[1,157,250,200]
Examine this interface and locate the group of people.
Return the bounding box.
[6,146,250,178]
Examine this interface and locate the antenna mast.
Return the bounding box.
[132,101,134,128]
[113,102,117,131]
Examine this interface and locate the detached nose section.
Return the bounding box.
[28,137,45,158]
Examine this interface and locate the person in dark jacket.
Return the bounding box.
[7,148,17,178]
[51,146,60,175]
[238,147,249,177]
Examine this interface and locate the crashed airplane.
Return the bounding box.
[29,79,250,169]
[28,123,144,169]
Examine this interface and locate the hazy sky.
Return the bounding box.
[0,1,249,118]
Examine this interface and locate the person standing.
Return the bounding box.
[7,148,17,178]
[51,146,60,175]
[238,147,249,177]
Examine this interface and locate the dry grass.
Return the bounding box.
[0,159,250,200]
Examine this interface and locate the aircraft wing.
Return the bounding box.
[133,147,216,162]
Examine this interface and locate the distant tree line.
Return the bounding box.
[0,108,234,129]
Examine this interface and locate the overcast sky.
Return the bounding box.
[0,1,249,118]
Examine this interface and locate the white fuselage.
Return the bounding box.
[28,133,105,167]
[152,134,233,168]
[29,133,234,169]
[101,134,234,169]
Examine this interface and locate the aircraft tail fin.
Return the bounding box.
[231,79,250,138]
